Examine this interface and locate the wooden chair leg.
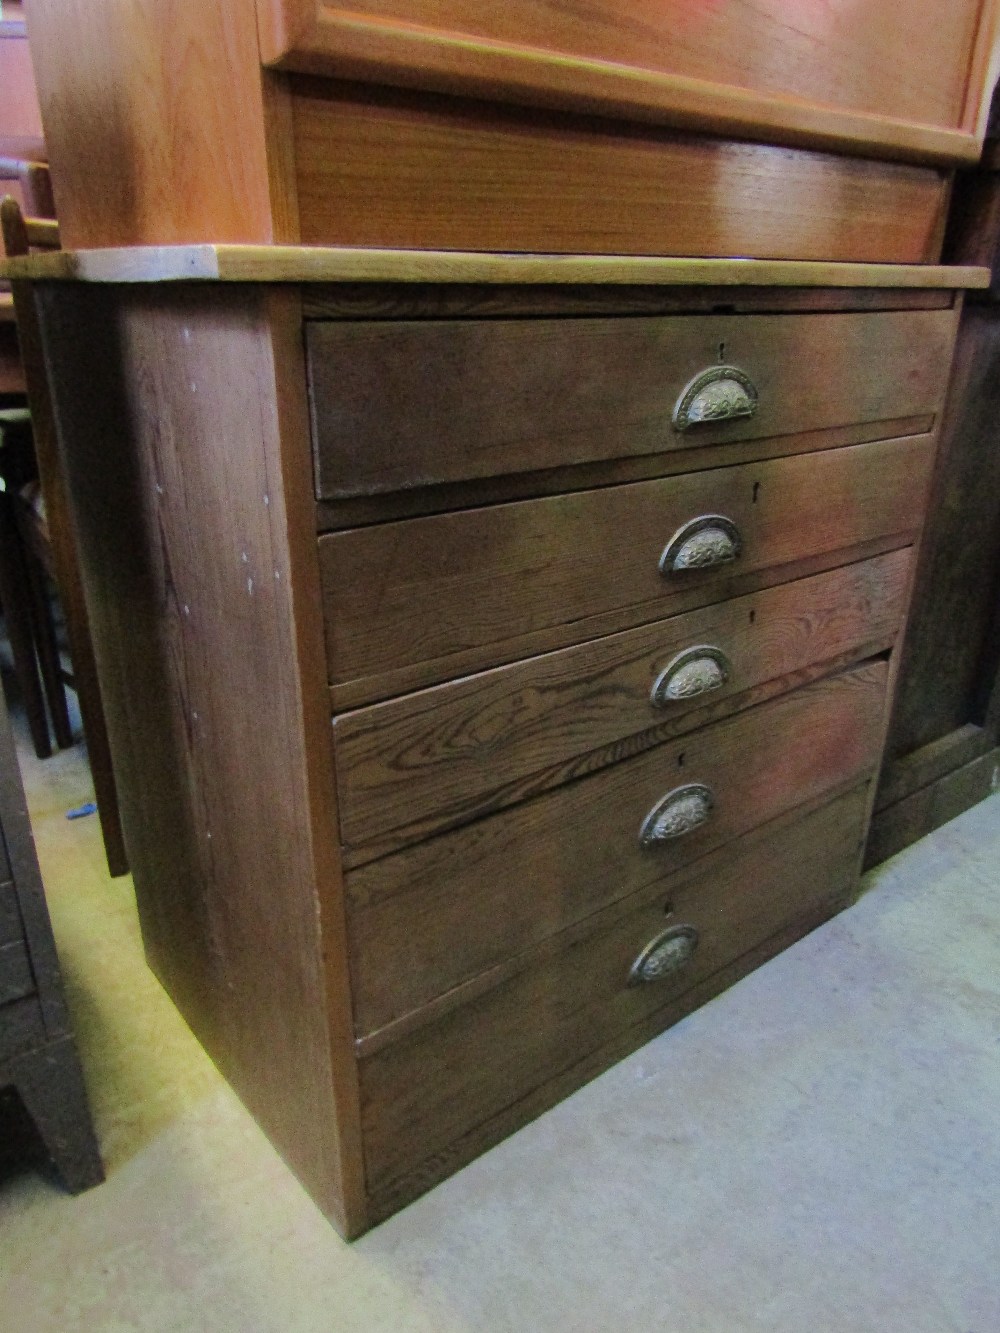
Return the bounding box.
[0,496,51,758]
[22,553,73,750]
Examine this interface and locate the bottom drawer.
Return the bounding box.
[360,784,869,1201]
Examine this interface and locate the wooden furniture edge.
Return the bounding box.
[0,247,991,288]
[256,8,987,166]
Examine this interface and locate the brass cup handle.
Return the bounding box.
[660,515,742,574]
[628,924,700,986]
[651,645,731,707]
[673,365,758,432]
[640,782,714,846]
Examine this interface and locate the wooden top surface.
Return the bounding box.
[0,245,990,288]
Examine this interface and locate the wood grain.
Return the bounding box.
[358,784,870,1195]
[318,434,936,697]
[21,0,282,247]
[34,283,367,1235]
[260,0,992,163]
[0,25,44,149]
[334,552,910,863]
[1,247,987,289]
[347,662,887,1039]
[307,308,957,498]
[292,80,954,262]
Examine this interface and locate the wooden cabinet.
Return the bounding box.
[0,679,102,1192]
[11,252,979,1235]
[11,0,997,1240]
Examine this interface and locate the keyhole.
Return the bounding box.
[718,341,726,361]
[677,752,686,768]
[663,900,675,917]
[752,481,761,503]
[749,608,757,625]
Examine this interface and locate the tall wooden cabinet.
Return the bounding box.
[8,1,997,1236]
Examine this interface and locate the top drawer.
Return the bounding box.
[306,308,956,499]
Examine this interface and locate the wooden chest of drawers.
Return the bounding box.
[15,246,983,1236]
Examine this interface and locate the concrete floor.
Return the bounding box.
[1,716,999,1332]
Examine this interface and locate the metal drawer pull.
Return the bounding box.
[673,365,758,431]
[660,514,742,573]
[640,783,714,845]
[629,924,700,986]
[651,645,731,707]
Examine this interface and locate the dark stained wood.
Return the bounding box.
[2,194,128,874]
[319,434,936,700]
[307,308,957,498]
[292,79,953,262]
[881,306,1000,761]
[302,286,957,322]
[348,663,887,1038]
[359,784,870,1197]
[335,552,910,863]
[0,938,33,1003]
[874,721,993,813]
[865,748,1000,868]
[34,282,367,1235]
[0,678,103,1192]
[0,882,19,945]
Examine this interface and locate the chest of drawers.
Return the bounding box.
[13,246,983,1235]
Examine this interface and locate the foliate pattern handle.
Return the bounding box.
[651,645,731,707]
[640,783,714,845]
[673,365,758,431]
[660,515,742,574]
[628,924,700,986]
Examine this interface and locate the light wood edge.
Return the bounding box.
[964,0,1000,141]
[256,7,985,166]
[0,246,990,288]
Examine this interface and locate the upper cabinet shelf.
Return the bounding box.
[257,0,1000,164]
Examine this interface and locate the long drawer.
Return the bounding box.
[335,550,910,863]
[320,434,933,700]
[307,308,955,497]
[359,784,870,1198]
[348,660,888,1038]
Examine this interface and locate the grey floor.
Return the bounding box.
[1,721,998,1331]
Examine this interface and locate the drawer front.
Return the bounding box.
[335,550,910,863]
[348,661,887,1037]
[359,784,869,1195]
[320,434,933,698]
[0,880,22,948]
[0,939,35,1006]
[307,308,955,498]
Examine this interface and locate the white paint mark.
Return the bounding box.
[247,577,254,595]
[182,327,192,343]
[263,494,270,507]
[206,831,212,841]
[155,483,164,495]
[182,604,190,617]
[189,381,198,393]
[241,551,249,564]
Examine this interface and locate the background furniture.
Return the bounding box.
[867,104,1000,863]
[0,673,103,1193]
[0,190,127,876]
